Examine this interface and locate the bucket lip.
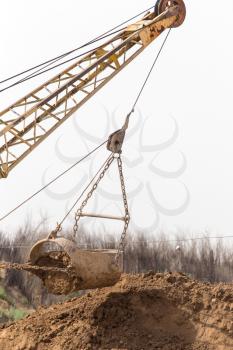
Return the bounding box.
[30,237,75,250]
[29,237,121,263]
[30,238,64,251]
[29,237,74,263]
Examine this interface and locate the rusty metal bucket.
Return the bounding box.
[27,237,122,294]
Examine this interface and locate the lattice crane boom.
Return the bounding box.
[0,1,185,178]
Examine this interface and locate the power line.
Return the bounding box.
[0,235,233,249]
[128,235,233,244]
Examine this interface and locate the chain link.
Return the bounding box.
[115,155,130,265]
[72,153,130,268]
[73,155,115,238]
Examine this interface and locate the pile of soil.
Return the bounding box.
[0,272,232,350]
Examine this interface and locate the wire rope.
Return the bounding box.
[0,5,154,90]
[0,140,107,223]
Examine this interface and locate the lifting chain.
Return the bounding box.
[73,155,115,238]
[46,112,132,269]
[71,114,131,266]
[115,155,130,265]
[72,152,130,267]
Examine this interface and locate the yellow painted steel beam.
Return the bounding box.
[0,5,183,178]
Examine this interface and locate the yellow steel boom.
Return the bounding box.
[0,1,185,178]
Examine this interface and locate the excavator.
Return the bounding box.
[0,0,186,294]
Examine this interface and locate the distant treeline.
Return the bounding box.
[0,222,233,307]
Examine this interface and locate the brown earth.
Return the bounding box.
[0,272,232,350]
[0,262,81,295]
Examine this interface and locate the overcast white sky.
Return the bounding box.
[0,0,233,240]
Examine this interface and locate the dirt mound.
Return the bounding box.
[0,272,232,350]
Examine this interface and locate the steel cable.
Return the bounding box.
[127,28,172,119]
[0,5,154,91]
[0,140,107,223]
[58,153,114,228]
[0,18,173,227]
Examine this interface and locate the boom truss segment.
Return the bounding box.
[0,6,180,178]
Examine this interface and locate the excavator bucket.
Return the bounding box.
[0,237,122,295]
[30,237,122,294]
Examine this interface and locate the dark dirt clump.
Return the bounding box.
[0,272,232,350]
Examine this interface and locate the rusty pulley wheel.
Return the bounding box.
[156,0,186,28]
